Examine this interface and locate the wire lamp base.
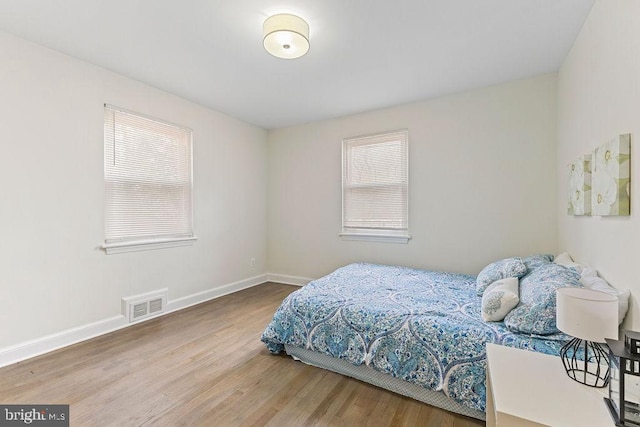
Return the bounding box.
[560,337,610,388]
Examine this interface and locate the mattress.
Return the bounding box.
[285,344,485,420]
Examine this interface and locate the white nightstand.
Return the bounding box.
[486,343,614,426]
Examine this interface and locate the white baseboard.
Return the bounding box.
[0,315,129,369]
[165,273,268,313]
[267,273,313,287]
[0,274,269,368]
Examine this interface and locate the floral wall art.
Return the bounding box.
[591,133,631,216]
[568,154,591,215]
[568,134,631,217]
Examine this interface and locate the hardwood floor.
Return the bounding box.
[0,283,484,426]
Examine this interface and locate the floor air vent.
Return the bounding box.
[122,289,168,323]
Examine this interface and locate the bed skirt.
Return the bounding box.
[284,344,486,421]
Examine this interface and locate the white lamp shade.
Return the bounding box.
[263,14,309,59]
[556,287,618,343]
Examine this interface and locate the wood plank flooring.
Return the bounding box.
[0,283,484,426]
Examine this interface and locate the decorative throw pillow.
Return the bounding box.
[476,257,527,296]
[522,254,554,272]
[504,263,582,335]
[481,277,519,322]
[580,267,630,324]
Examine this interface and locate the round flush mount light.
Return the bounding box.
[263,13,309,59]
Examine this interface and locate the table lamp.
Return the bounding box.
[556,287,619,387]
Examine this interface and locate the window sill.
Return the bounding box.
[101,236,198,254]
[339,232,411,244]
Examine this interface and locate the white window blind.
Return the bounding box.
[342,130,409,243]
[103,105,194,251]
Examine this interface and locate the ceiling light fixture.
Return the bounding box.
[263,13,309,59]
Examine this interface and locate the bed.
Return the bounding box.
[261,257,582,420]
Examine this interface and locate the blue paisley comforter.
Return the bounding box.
[261,263,569,412]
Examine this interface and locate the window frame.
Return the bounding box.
[101,104,197,254]
[340,129,410,244]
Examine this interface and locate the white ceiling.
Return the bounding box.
[0,0,595,129]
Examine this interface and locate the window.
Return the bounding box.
[102,105,196,254]
[341,130,410,243]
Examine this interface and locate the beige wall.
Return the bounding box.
[0,31,268,350]
[268,74,559,279]
[557,0,640,329]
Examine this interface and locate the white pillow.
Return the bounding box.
[554,252,584,274]
[580,267,630,324]
[481,277,520,322]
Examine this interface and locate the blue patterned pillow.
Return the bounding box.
[504,263,582,335]
[522,254,554,272]
[476,257,527,296]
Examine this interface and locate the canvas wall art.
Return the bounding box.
[591,133,631,216]
[568,154,592,216]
